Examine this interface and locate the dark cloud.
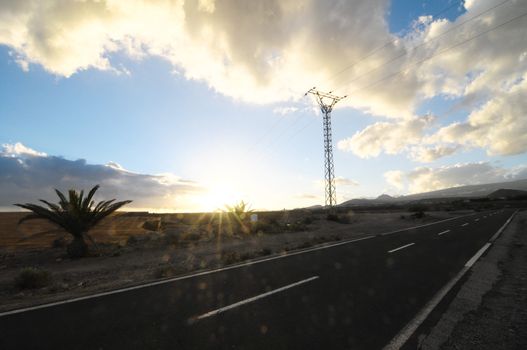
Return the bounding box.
[0,143,203,211]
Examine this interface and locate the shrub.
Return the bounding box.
[302,216,315,225]
[183,232,201,241]
[154,265,176,279]
[240,252,257,260]
[411,211,425,219]
[52,237,67,248]
[296,241,314,249]
[127,235,138,245]
[164,232,180,245]
[408,203,428,219]
[15,268,51,289]
[326,213,339,222]
[251,219,282,234]
[285,221,307,232]
[142,220,161,232]
[326,214,351,224]
[260,248,272,256]
[221,251,241,265]
[409,204,428,212]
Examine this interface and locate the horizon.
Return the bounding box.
[1,0,527,212]
[3,170,526,214]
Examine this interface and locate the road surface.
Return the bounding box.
[0,209,515,349]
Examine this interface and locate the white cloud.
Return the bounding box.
[0,0,452,114]
[337,116,433,158]
[409,144,460,162]
[334,176,359,187]
[315,176,359,188]
[1,142,47,157]
[294,193,320,200]
[385,162,527,194]
[198,0,216,14]
[105,161,127,171]
[435,77,527,156]
[384,170,405,190]
[0,143,203,211]
[272,106,299,115]
[1,0,526,159]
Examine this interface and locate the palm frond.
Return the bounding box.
[82,185,99,210]
[39,199,61,213]
[91,200,132,225]
[17,229,61,242]
[14,212,43,225]
[94,199,115,213]
[55,189,69,210]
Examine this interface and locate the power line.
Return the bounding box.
[315,0,465,89]
[250,109,309,164]
[251,1,470,162]
[254,114,318,165]
[296,3,526,208]
[245,113,287,154]
[333,0,512,92]
[245,0,520,173]
[341,8,527,98]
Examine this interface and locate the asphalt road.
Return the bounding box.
[0,209,515,350]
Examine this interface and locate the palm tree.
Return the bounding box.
[15,185,132,258]
[224,201,254,235]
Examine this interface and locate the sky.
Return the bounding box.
[1,0,527,212]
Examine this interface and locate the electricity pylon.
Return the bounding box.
[305,88,346,208]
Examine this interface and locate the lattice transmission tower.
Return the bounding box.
[305,88,346,208]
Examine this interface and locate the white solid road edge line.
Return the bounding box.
[437,230,450,236]
[0,236,372,318]
[382,266,470,350]
[191,276,319,322]
[489,209,519,242]
[0,211,490,318]
[383,210,518,350]
[465,243,491,268]
[388,243,415,254]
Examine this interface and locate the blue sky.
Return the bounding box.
[1,0,526,211]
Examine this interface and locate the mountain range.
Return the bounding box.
[339,178,527,207]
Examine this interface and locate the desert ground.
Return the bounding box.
[0,208,466,312]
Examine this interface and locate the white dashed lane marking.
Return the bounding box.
[191,276,319,322]
[388,243,415,254]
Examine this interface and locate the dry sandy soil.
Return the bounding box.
[0,209,466,312]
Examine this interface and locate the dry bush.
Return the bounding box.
[15,267,51,289]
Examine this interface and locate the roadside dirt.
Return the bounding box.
[438,211,527,350]
[0,210,465,312]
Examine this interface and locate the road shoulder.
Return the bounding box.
[418,210,527,349]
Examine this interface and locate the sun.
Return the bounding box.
[197,183,243,212]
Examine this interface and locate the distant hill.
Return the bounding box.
[487,188,527,199]
[340,193,398,207]
[304,204,323,210]
[401,179,527,200]
[376,194,396,201]
[340,178,527,207]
